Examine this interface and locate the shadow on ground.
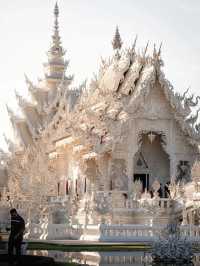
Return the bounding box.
[0,254,55,266]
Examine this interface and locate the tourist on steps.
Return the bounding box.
[8,208,25,264]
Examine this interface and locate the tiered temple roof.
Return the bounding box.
[5,3,75,148]
[5,4,200,157]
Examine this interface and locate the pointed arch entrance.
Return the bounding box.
[134,152,149,191]
[133,132,170,192]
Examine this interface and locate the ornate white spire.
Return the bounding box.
[43,2,71,84]
[49,2,65,56]
[112,26,123,50]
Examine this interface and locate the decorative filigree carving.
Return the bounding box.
[176,161,190,182]
[185,108,200,128]
[110,159,128,191]
[94,192,111,214]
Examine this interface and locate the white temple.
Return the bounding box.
[1,3,200,241]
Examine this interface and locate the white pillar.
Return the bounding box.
[169,120,176,181]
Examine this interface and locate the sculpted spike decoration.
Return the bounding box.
[24,74,36,93]
[186,108,200,128]
[182,87,189,100]
[6,104,15,118]
[187,95,200,107]
[153,43,163,68]
[15,90,31,109]
[195,123,200,134]
[181,89,199,117]
[158,42,162,57]
[143,41,149,57]
[6,104,21,123]
[132,35,138,51]
[24,73,31,85]
[130,35,138,54]
[153,43,157,58]
[194,96,200,106]
[128,35,138,62]
[188,94,194,102]
[175,88,189,102]
[3,134,15,153]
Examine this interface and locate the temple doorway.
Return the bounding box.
[134,132,170,191]
[134,174,149,192]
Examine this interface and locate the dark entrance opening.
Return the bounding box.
[134,174,149,192]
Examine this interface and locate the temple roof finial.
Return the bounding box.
[152,43,157,60]
[54,2,59,17]
[158,42,162,57]
[49,2,64,55]
[112,26,123,50]
[153,43,164,68]
[143,41,149,57]
[24,73,31,85]
[132,35,138,50]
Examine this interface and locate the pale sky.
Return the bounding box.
[0,0,200,149]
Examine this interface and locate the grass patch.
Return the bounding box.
[28,242,151,252]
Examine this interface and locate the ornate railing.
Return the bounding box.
[25,223,83,240]
[99,224,200,242]
[24,222,200,242]
[47,196,69,203]
[99,224,162,241]
[123,198,173,210]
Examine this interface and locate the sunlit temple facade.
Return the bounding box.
[1,3,200,240]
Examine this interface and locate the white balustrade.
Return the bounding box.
[48,195,69,203]
[25,223,83,240]
[99,224,200,242]
[25,222,200,242]
[180,224,200,241]
[99,224,162,241]
[123,198,172,211]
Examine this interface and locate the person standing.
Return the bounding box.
[8,208,25,263]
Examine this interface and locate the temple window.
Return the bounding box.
[66,180,68,195]
[57,182,60,196]
[110,180,113,190]
[75,179,78,195]
[180,160,189,166]
[84,178,87,193]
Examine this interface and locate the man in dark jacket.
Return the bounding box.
[8,208,25,262]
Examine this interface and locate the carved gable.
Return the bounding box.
[135,82,173,120]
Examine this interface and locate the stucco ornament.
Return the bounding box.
[99,51,130,93]
[152,179,161,196]
[131,179,143,200]
[94,192,111,214]
[176,161,190,182]
[168,181,185,199]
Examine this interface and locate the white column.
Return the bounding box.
[127,119,137,196]
[169,120,176,180]
[127,153,133,196]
